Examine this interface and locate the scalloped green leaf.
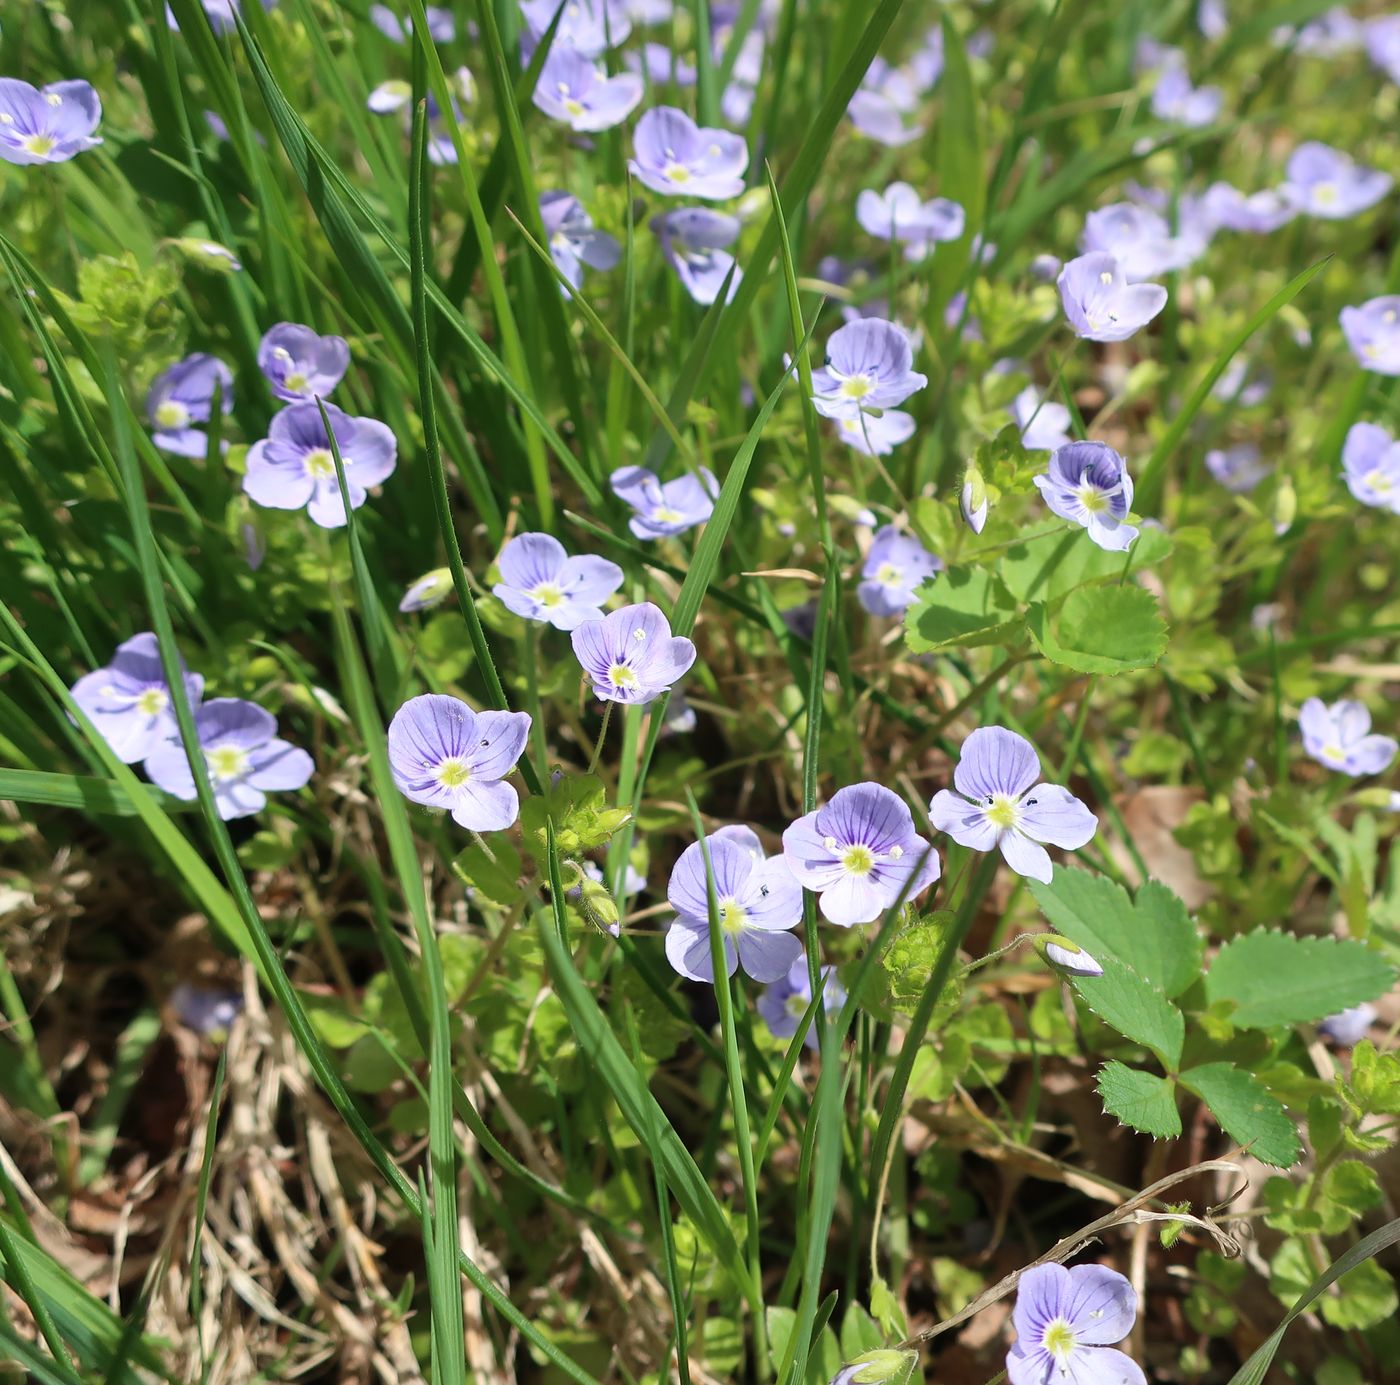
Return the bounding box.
[1182,1062,1303,1168]
[1030,869,1202,998]
[904,566,1021,653]
[1027,584,1167,675]
[1205,931,1395,1030]
[1000,526,1173,604]
[1071,956,1184,1069]
[1097,1061,1182,1138]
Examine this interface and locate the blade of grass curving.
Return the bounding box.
[863,853,1002,1273]
[405,11,557,525]
[1137,256,1330,512]
[409,111,545,797]
[188,1046,226,1379]
[98,343,598,1385]
[504,207,694,462]
[0,1221,166,1380]
[326,399,467,1385]
[458,0,598,492]
[0,1322,85,1385]
[76,1008,161,1186]
[1226,1216,1400,1385]
[685,795,767,1375]
[443,6,564,308]
[0,1216,79,1381]
[0,769,155,817]
[929,14,986,313]
[538,820,750,1296]
[765,164,831,554]
[618,1001,693,1385]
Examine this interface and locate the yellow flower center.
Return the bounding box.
[1365,468,1393,493]
[305,448,336,479]
[841,844,875,876]
[1042,1319,1077,1359]
[154,400,189,430]
[136,688,168,717]
[1077,484,1108,514]
[1322,743,1347,765]
[530,582,565,608]
[718,899,747,934]
[876,562,901,586]
[609,663,639,689]
[664,162,692,184]
[1314,181,1339,205]
[785,992,808,1018]
[284,370,308,392]
[840,375,873,399]
[207,745,250,781]
[435,757,471,788]
[653,506,683,523]
[984,794,1020,829]
[22,134,56,156]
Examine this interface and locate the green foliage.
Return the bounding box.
[1204,931,1395,1029]
[1180,1063,1302,1168]
[1070,956,1184,1069]
[519,773,632,858]
[1030,869,1202,999]
[1026,585,1168,675]
[1096,1062,1181,1139]
[903,567,1021,652]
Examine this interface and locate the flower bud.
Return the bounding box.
[960,463,989,534]
[569,869,622,937]
[1271,476,1296,535]
[1034,934,1104,978]
[399,567,454,613]
[172,238,242,273]
[829,1348,918,1385]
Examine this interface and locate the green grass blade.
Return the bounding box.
[1226,1217,1400,1385]
[537,822,750,1296]
[1137,256,1331,512]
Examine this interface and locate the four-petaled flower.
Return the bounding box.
[257,322,351,403]
[0,79,102,165]
[610,464,718,538]
[930,726,1097,884]
[1299,697,1397,776]
[630,106,748,200]
[1034,441,1139,552]
[664,836,804,982]
[650,208,742,305]
[1341,296,1400,375]
[855,182,964,261]
[1281,141,1391,219]
[782,783,940,926]
[492,532,623,631]
[1058,252,1167,342]
[70,632,205,764]
[571,601,697,705]
[1013,386,1072,452]
[540,191,622,290]
[387,693,532,830]
[520,0,632,59]
[144,697,313,821]
[243,402,397,528]
[1342,422,1400,512]
[146,354,234,457]
[757,958,847,1049]
[1080,204,1196,282]
[533,48,642,132]
[811,319,928,421]
[832,408,917,456]
[857,525,942,617]
[1007,1263,1144,1385]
